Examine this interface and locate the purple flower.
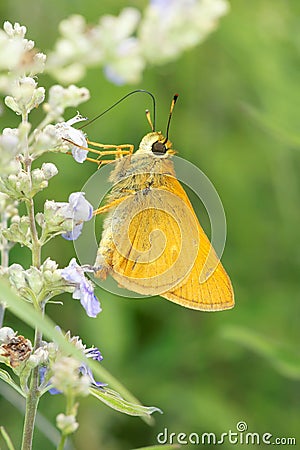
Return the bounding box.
[71,146,88,163]
[61,192,93,241]
[55,115,89,163]
[62,223,83,241]
[39,366,61,395]
[81,347,106,388]
[61,258,101,318]
[40,347,105,394]
[68,192,93,221]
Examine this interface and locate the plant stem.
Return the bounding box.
[26,197,41,268]
[56,434,67,450]
[21,198,42,450]
[21,112,43,450]
[0,212,9,326]
[21,369,40,450]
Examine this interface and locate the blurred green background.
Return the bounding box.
[1,0,300,449]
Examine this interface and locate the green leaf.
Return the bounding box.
[90,387,162,419]
[132,446,181,450]
[0,278,152,423]
[0,426,16,450]
[0,369,24,397]
[221,325,300,380]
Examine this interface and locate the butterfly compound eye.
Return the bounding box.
[152,141,167,155]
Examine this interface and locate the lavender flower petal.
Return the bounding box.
[61,259,101,318]
[68,192,93,221]
[61,223,83,240]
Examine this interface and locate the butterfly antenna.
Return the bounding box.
[145,109,154,131]
[78,89,156,130]
[163,94,178,144]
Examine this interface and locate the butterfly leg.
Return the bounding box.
[63,137,134,165]
[93,195,133,216]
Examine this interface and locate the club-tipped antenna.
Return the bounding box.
[163,94,178,143]
[78,89,156,130]
[145,109,154,131]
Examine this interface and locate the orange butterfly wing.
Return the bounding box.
[106,174,234,311]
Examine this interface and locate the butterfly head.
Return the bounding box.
[137,132,175,158]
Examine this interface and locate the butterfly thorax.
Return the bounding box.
[108,132,176,199]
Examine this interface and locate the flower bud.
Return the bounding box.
[0,327,16,344]
[4,21,26,38]
[2,217,31,247]
[32,124,60,156]
[42,258,58,272]
[41,258,61,283]
[0,132,19,155]
[51,356,90,397]
[56,413,79,435]
[46,342,58,359]
[27,86,45,110]
[8,264,26,290]
[31,168,45,184]
[15,171,31,196]
[12,77,37,106]
[4,96,22,115]
[41,162,58,180]
[25,267,44,295]
[31,52,46,75]
[10,214,20,223]
[27,347,48,368]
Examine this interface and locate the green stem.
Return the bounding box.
[56,434,67,450]
[0,212,9,326]
[21,112,43,450]
[26,198,41,268]
[21,368,40,450]
[21,314,44,450]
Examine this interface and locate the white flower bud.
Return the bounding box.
[4,22,27,39]
[27,347,48,368]
[31,52,46,75]
[41,163,58,180]
[42,259,61,283]
[46,85,90,118]
[32,124,59,155]
[56,413,79,435]
[6,77,45,114]
[51,356,90,397]
[30,167,51,194]
[8,264,26,290]
[31,168,46,184]
[29,86,45,109]
[46,342,58,358]
[12,77,37,105]
[0,133,19,155]
[42,258,58,272]
[4,96,22,115]
[25,267,44,295]
[15,171,31,195]
[0,327,16,343]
